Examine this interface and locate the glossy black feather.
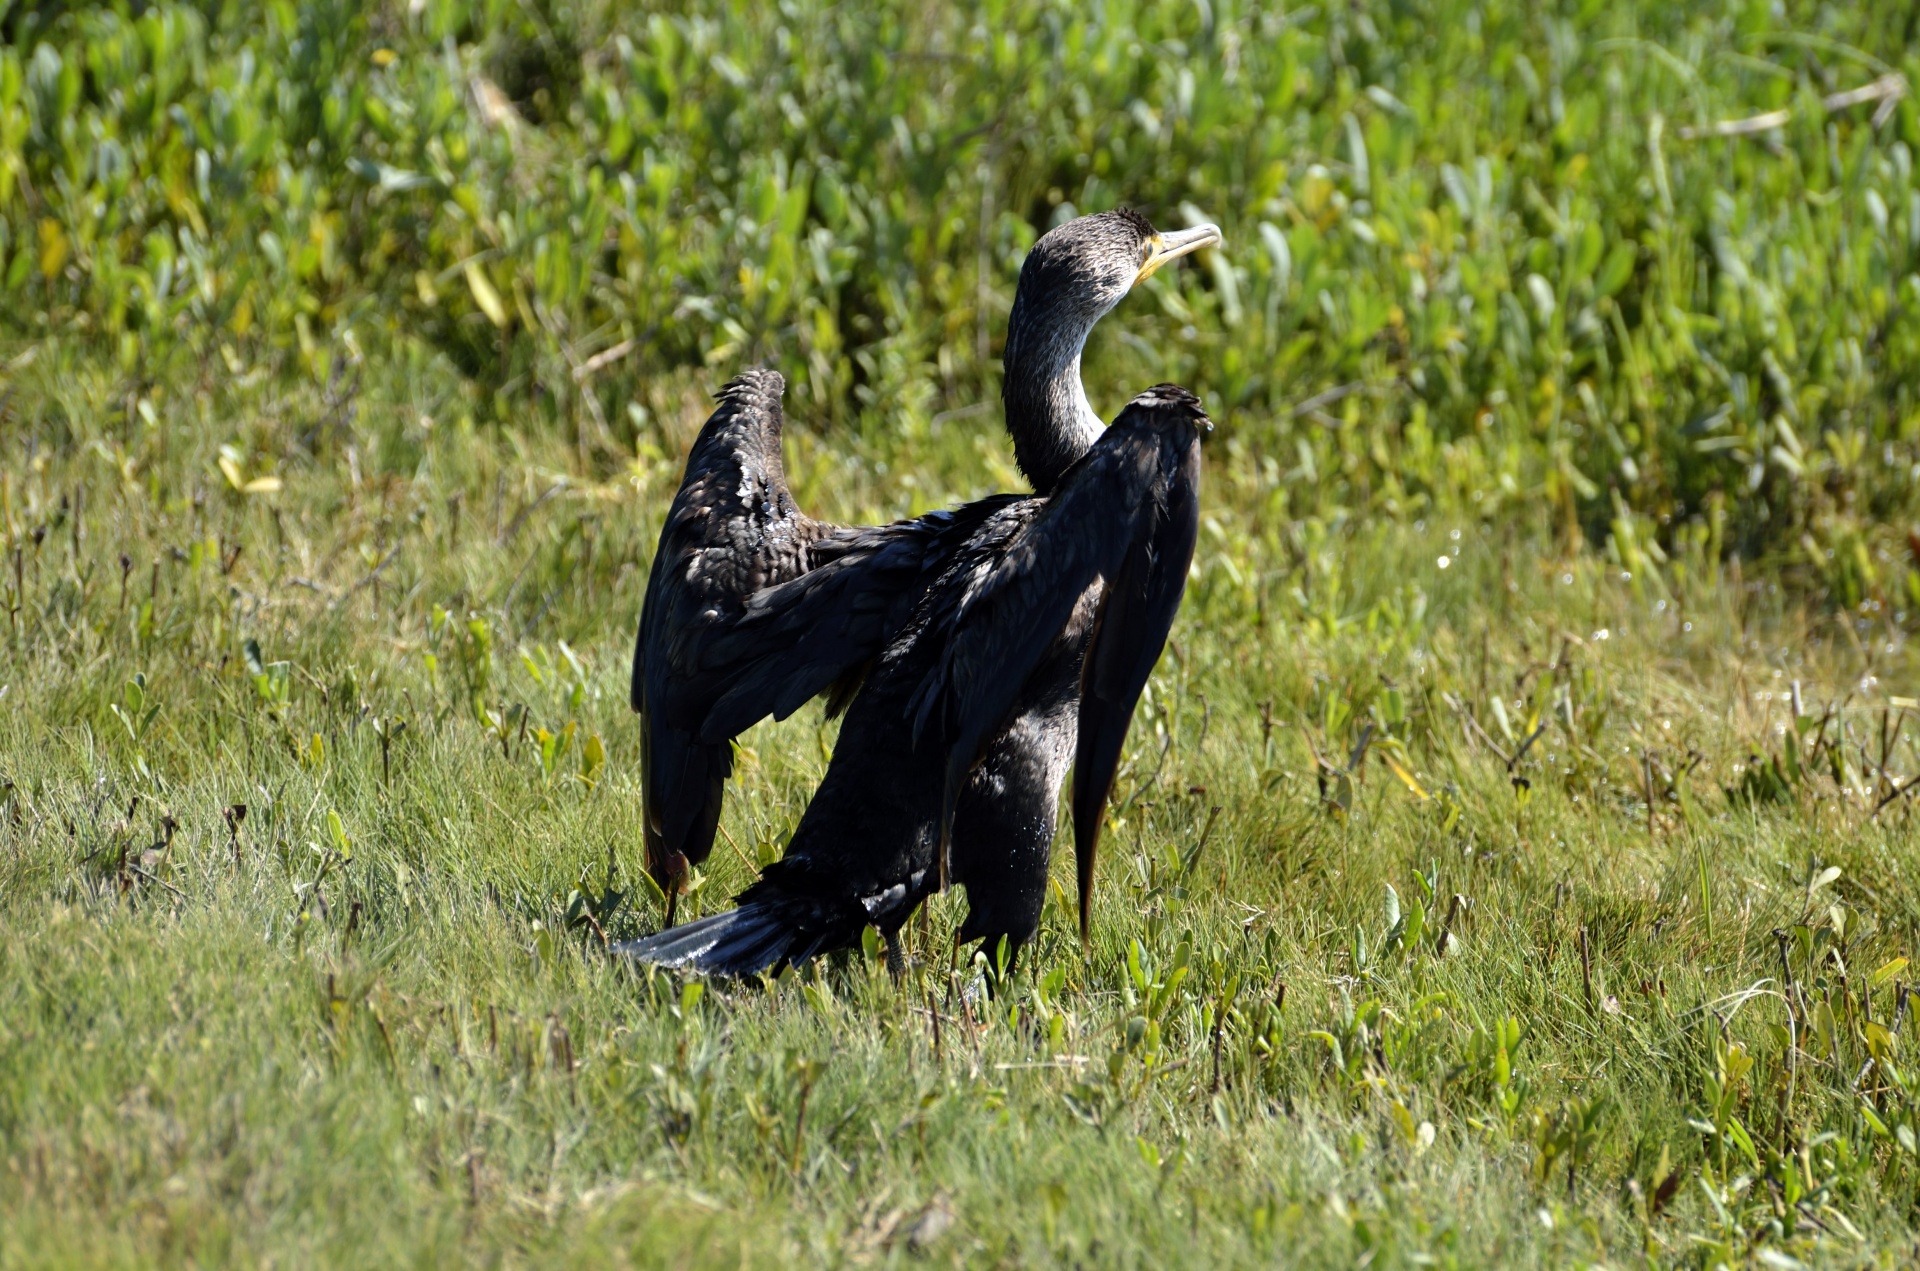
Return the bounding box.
[1069,402,1203,939]
[631,370,832,896]
[620,386,1205,977]
[911,386,1207,906]
[616,498,1066,975]
[695,496,1022,743]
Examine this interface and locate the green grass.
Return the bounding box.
[4,375,1918,1269]
[4,0,1920,1266]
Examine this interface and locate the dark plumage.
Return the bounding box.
[627,209,1220,941]
[615,385,1207,975]
[629,370,831,922]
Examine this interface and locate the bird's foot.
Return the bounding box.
[883,932,910,982]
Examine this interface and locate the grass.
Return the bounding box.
[3,366,1918,1267]
[3,0,1920,1266]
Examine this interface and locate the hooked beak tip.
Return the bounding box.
[1135,223,1224,285]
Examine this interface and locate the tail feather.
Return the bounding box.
[613,903,804,978]
[616,857,935,978]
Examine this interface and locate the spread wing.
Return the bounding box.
[695,496,1023,744]
[630,367,1019,898]
[631,370,822,892]
[906,386,1206,940]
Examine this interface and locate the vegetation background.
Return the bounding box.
[2,0,1920,1264]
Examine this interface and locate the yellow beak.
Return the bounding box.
[1134,223,1224,285]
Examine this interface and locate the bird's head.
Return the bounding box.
[1003,210,1221,493]
[1012,209,1223,329]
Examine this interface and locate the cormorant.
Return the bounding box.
[631,210,1220,926]
[616,384,1207,974]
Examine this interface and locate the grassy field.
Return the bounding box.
[4,0,1920,1266]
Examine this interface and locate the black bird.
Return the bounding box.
[631,211,1220,925]
[629,369,827,927]
[616,384,1207,975]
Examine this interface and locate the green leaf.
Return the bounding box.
[1723,1117,1759,1167]
[1869,957,1908,987]
[1570,222,1604,282]
[1594,242,1637,297]
[580,733,606,789]
[347,157,435,192]
[326,809,351,860]
[1403,896,1427,952]
[465,261,508,328]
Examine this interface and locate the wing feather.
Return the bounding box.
[1069,434,1201,941]
[696,496,1022,743]
[631,370,812,885]
[909,388,1207,912]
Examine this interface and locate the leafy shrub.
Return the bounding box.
[2,0,1918,588]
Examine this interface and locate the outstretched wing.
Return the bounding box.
[632,370,823,890]
[695,496,1023,744]
[633,369,802,725]
[908,385,1206,935]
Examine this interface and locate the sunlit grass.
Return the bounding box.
[4,0,1920,1265]
[2,339,1918,1266]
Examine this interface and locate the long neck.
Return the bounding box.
[1001,293,1108,496]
